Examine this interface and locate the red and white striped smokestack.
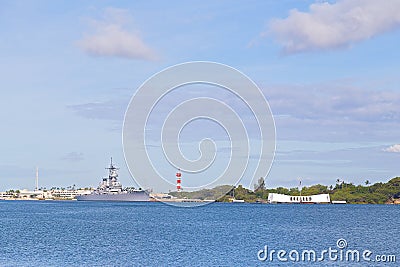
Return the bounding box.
[176,170,182,192]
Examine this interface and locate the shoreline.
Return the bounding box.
[1,198,399,205]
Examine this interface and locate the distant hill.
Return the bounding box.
[169,185,233,200]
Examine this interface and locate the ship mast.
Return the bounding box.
[35,167,39,191]
[106,157,119,173]
[106,157,119,183]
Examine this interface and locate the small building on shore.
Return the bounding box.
[268,193,331,204]
[0,188,93,200]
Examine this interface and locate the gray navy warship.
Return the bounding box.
[76,158,149,202]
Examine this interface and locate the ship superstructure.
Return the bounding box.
[76,158,149,202]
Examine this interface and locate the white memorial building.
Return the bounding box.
[268,193,331,204]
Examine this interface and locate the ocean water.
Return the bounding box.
[0,201,398,266]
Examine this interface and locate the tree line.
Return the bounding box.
[172,177,400,204]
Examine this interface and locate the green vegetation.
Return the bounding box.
[169,185,233,200]
[169,177,400,204]
[328,177,400,204]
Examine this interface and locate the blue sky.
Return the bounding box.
[1,0,400,191]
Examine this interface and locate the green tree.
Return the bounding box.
[276,187,290,195]
[289,187,300,195]
[254,177,265,192]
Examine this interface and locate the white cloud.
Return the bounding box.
[383,144,400,153]
[68,98,129,121]
[267,83,400,123]
[68,81,400,143]
[268,0,400,53]
[264,82,400,142]
[77,8,157,60]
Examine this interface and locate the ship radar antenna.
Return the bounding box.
[106,157,119,172]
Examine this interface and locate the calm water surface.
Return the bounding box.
[0,201,398,266]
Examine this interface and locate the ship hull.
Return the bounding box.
[76,191,150,202]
